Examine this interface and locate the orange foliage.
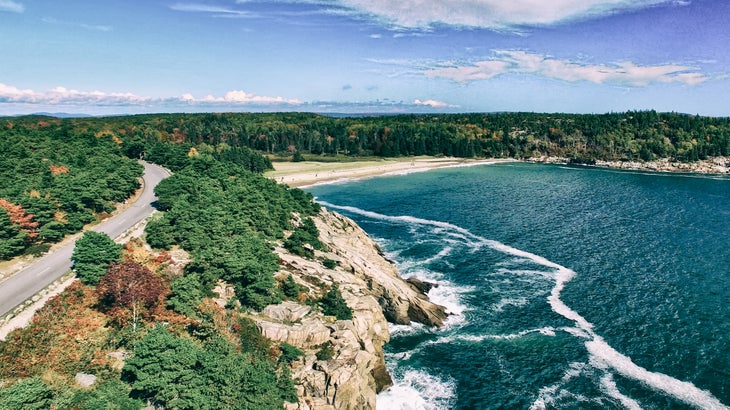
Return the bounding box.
[0,282,109,379]
[49,164,70,175]
[0,198,39,241]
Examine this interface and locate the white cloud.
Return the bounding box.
[413,98,454,108]
[0,0,24,13]
[425,51,708,86]
[336,0,672,29]
[0,83,149,105]
[182,90,302,105]
[0,83,302,107]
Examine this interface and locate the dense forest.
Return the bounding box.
[4,110,727,166]
[0,120,142,260]
[1,110,729,408]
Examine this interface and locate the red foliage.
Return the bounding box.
[96,261,168,327]
[0,198,39,241]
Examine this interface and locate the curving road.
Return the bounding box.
[0,161,170,317]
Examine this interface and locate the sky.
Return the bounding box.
[1,0,729,116]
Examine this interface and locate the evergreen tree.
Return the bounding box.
[71,231,122,285]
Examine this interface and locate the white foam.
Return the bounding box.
[389,322,426,337]
[319,202,729,409]
[587,337,728,409]
[377,370,456,410]
[492,296,528,312]
[599,373,643,410]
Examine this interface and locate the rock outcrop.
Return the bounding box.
[252,208,447,410]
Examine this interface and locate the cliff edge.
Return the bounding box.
[252,208,447,409]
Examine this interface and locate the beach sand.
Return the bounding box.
[266,157,512,188]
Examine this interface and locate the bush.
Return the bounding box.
[319,284,352,320]
[315,343,334,361]
[278,343,304,364]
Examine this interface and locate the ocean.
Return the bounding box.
[306,162,730,409]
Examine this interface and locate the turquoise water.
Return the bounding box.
[307,163,730,409]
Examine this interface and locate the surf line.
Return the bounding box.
[318,201,728,410]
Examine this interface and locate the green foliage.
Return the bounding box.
[319,284,353,320]
[0,208,28,259]
[71,380,142,410]
[278,342,304,364]
[322,258,337,269]
[123,325,290,410]
[281,274,304,299]
[71,231,122,285]
[0,119,142,260]
[284,217,326,259]
[145,156,320,310]
[292,151,305,162]
[238,317,271,357]
[167,273,206,317]
[315,343,334,361]
[0,376,54,410]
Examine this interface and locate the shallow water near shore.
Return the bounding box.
[307,163,730,409]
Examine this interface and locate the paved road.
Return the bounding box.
[0,161,170,317]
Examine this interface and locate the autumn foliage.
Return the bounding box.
[0,198,39,241]
[96,261,168,330]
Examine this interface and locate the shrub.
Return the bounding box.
[319,284,352,320]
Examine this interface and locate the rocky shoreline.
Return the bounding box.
[527,155,730,174]
[254,209,447,409]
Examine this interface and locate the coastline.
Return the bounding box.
[267,155,729,189]
[527,155,729,175]
[266,157,515,188]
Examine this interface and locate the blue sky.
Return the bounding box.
[1,0,728,115]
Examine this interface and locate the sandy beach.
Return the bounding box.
[266,157,513,188]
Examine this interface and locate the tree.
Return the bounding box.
[122,325,210,409]
[97,261,167,331]
[0,376,54,410]
[72,231,122,285]
[0,208,28,259]
[319,284,353,320]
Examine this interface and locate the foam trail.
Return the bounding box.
[321,202,729,409]
[600,373,643,410]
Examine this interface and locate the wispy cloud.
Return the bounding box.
[169,3,255,17]
[337,0,674,29]
[0,0,24,13]
[425,51,708,86]
[42,17,112,32]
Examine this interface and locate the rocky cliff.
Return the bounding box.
[252,209,447,409]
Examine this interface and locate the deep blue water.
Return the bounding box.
[307,163,730,410]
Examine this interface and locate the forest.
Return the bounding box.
[4,110,725,163]
[1,110,729,408]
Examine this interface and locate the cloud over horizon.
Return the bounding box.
[0,83,458,114]
[425,51,708,86]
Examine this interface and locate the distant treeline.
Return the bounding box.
[5,110,728,164]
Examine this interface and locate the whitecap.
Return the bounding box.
[376,370,456,410]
